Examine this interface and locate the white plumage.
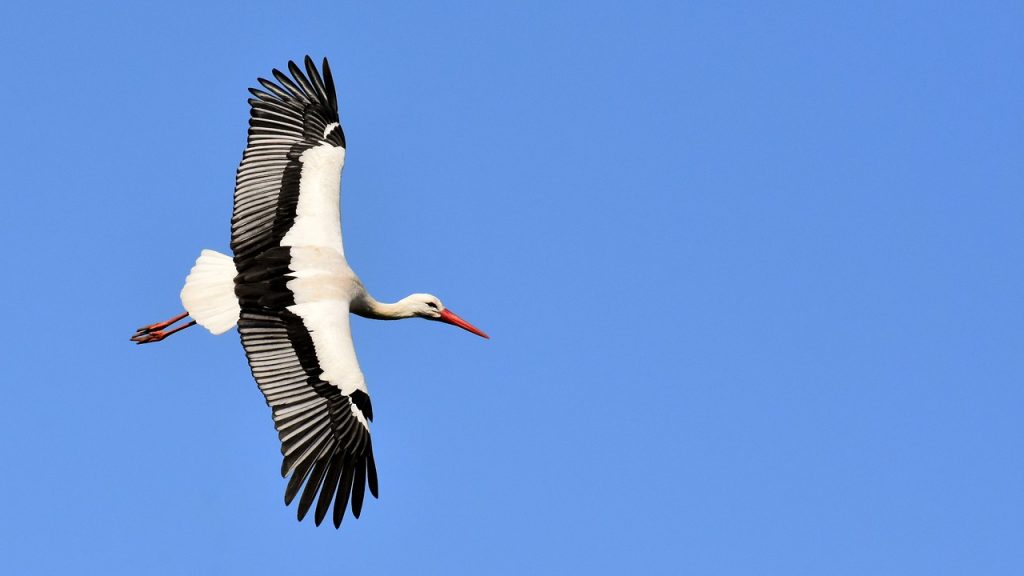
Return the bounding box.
[179,249,239,335]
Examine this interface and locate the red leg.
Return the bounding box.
[136,311,190,333]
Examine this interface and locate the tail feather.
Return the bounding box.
[180,249,240,335]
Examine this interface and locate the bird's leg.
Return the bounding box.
[131,312,197,344]
[137,311,189,332]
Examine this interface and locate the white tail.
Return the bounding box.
[180,249,240,335]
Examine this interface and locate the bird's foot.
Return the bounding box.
[130,312,195,345]
[131,329,170,344]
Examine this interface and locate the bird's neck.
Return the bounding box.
[351,295,414,320]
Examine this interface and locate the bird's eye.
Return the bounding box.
[426,302,438,309]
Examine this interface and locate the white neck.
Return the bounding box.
[351,295,416,320]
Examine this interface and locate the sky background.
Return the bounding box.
[1,2,1022,574]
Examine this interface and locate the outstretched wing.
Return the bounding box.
[231,55,347,262]
[237,305,377,528]
[231,57,377,528]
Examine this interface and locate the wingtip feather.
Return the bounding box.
[367,449,379,499]
[322,58,338,113]
[296,457,330,522]
[351,459,367,519]
[333,461,355,528]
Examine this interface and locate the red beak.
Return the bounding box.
[438,309,489,339]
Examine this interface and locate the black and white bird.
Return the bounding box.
[132,57,488,528]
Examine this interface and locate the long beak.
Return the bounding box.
[438,309,489,339]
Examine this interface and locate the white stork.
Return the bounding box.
[131,57,488,528]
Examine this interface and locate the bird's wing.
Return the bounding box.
[231,56,348,262]
[237,301,377,528]
[231,58,376,528]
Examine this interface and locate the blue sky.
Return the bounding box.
[1,2,1021,574]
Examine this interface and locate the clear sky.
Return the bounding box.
[1,2,1021,574]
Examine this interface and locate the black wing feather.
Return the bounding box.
[270,68,306,100]
[314,454,345,526]
[287,60,318,101]
[334,460,355,528]
[351,458,367,519]
[322,58,338,115]
[297,454,331,521]
[304,56,330,110]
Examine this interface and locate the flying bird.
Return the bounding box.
[131,57,488,528]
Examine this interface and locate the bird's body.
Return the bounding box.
[133,57,487,529]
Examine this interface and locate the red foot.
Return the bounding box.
[131,313,196,345]
[131,330,170,344]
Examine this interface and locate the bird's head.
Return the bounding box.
[401,293,489,339]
